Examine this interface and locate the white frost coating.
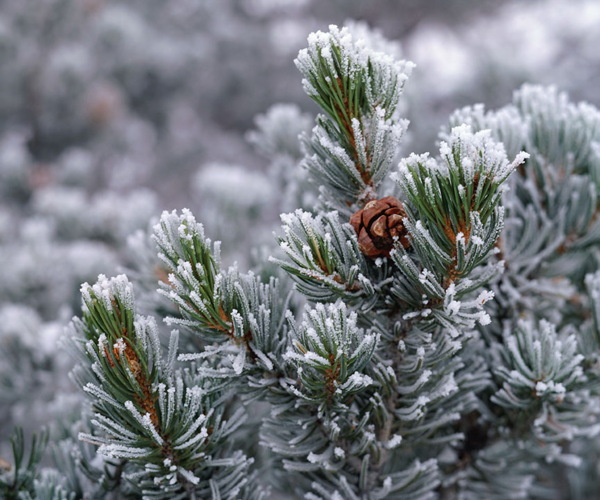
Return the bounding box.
[439,140,451,158]
[231,348,246,375]
[303,351,330,366]
[442,125,530,184]
[350,332,379,360]
[81,273,135,312]
[177,467,200,485]
[177,223,192,241]
[84,383,123,408]
[417,395,430,407]
[471,235,484,246]
[505,151,530,176]
[318,133,358,174]
[97,334,108,356]
[364,431,376,444]
[97,443,150,459]
[172,426,208,451]
[325,317,335,331]
[384,434,403,449]
[334,447,346,459]
[92,414,138,440]
[305,327,324,349]
[253,347,274,371]
[80,282,93,309]
[341,372,373,392]
[124,401,163,445]
[476,290,495,305]
[440,375,459,397]
[296,24,412,106]
[395,154,431,193]
[478,313,491,326]
[112,338,126,357]
[419,268,432,284]
[535,380,566,398]
[397,369,432,395]
[413,220,450,259]
[447,300,461,316]
[307,448,331,464]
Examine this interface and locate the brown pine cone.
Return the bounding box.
[350,196,410,258]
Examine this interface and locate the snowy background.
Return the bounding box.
[1,0,600,465]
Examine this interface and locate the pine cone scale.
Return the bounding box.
[370,215,388,238]
[350,196,410,258]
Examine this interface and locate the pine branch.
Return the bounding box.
[271,210,375,305]
[448,85,600,295]
[438,85,600,496]
[283,302,378,407]
[153,209,231,339]
[70,274,259,498]
[153,209,292,383]
[296,25,412,211]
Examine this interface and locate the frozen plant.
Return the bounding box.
[3,22,600,500]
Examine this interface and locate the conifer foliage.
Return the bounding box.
[3,23,600,500]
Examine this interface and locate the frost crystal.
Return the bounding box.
[113,338,127,356]
[385,434,403,449]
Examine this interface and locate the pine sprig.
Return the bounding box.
[394,125,528,262]
[439,85,600,497]
[153,209,232,339]
[284,302,378,407]
[154,209,292,381]
[490,319,600,444]
[448,86,600,289]
[295,25,411,132]
[385,125,526,332]
[272,209,375,304]
[71,274,257,497]
[79,275,160,427]
[296,25,412,209]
